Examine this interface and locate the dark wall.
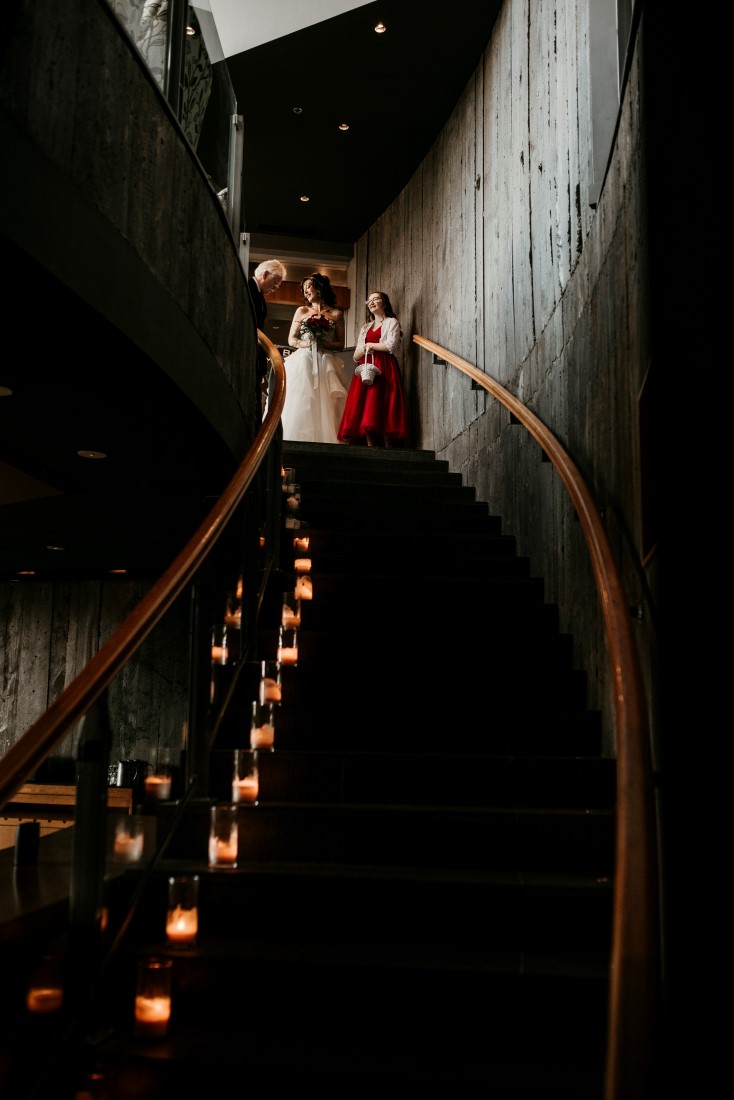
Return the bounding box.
[0,0,260,768]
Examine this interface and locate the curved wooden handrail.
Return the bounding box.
[414,334,659,1099]
[0,335,286,811]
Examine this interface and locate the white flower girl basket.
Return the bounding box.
[358,352,380,386]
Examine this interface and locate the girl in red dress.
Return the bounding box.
[338,291,409,447]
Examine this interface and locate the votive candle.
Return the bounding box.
[114,830,144,863]
[26,986,63,1014]
[208,834,238,866]
[166,905,198,945]
[232,774,259,804]
[144,774,171,801]
[134,995,171,1037]
[295,576,313,600]
[260,677,281,703]
[282,603,301,629]
[250,722,275,750]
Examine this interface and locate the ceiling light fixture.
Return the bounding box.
[339,123,349,131]
[292,107,303,115]
[300,195,310,203]
[77,450,107,459]
[374,23,386,33]
[46,545,65,551]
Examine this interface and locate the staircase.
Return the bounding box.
[5,443,615,1097]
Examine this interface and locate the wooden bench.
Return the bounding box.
[0,784,133,851]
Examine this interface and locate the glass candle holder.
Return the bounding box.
[259,660,282,704]
[166,874,199,946]
[291,521,310,552]
[294,574,313,601]
[281,591,302,630]
[293,557,312,574]
[144,753,172,801]
[113,814,144,863]
[284,485,301,514]
[250,701,275,751]
[26,954,64,1015]
[211,623,228,665]
[232,749,259,804]
[277,626,298,667]
[134,957,172,1038]
[208,804,238,867]
[224,591,242,629]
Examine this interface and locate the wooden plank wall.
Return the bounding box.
[0,577,190,772]
[349,0,655,753]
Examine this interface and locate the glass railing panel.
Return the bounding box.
[104,2,241,234]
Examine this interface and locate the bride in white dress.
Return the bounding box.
[281,273,348,443]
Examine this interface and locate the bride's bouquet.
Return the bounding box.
[300,314,334,345]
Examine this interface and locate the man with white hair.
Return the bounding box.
[248,259,287,417]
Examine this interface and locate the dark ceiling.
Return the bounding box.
[225,0,503,256]
[0,239,237,577]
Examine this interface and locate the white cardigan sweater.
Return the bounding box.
[353,316,402,362]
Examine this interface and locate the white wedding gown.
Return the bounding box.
[281,342,348,443]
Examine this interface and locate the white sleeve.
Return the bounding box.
[380,316,402,357]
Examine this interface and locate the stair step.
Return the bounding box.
[159,799,614,874]
[291,496,493,531]
[275,572,548,609]
[302,526,517,556]
[208,749,616,809]
[75,442,612,1098]
[283,441,444,469]
[232,657,590,714]
[89,958,608,1094]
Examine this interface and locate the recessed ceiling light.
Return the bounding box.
[292,107,303,115]
[109,568,128,575]
[77,449,107,459]
[339,123,349,131]
[374,23,386,33]
[16,570,36,576]
[300,195,310,203]
[46,545,65,551]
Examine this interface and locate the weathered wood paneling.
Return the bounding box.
[0,576,190,771]
[352,0,655,753]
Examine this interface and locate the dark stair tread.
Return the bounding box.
[124,931,610,979]
[277,571,547,602]
[159,801,615,875]
[278,554,534,579]
[283,442,442,465]
[207,748,616,809]
[156,854,613,891]
[301,527,517,554]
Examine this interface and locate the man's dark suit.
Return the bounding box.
[248,275,270,420]
[248,275,267,331]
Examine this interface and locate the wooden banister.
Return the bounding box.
[414,334,659,1099]
[0,335,285,812]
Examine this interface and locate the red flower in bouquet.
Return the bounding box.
[300,314,334,345]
